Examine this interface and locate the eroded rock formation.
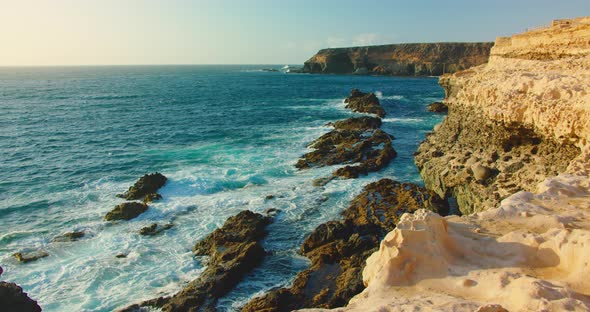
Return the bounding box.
[296,92,396,180]
[117,172,167,202]
[121,210,272,312]
[242,179,447,311]
[104,202,149,221]
[343,89,386,117]
[303,42,493,76]
[300,17,590,312]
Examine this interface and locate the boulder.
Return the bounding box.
[105,202,148,221]
[117,173,167,201]
[0,282,42,312]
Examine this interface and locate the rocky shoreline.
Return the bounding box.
[301,17,590,312]
[242,180,448,311]
[296,90,396,183]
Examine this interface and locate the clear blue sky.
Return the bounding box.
[1,0,589,65]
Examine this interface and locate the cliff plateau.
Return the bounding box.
[302,42,493,76]
[298,17,590,312]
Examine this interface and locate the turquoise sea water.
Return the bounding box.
[0,65,444,311]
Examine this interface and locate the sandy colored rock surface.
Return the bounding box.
[297,17,590,312]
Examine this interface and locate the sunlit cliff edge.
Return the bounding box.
[299,17,590,312]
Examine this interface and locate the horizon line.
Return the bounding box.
[0,63,302,68]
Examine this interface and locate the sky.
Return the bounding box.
[0,0,589,66]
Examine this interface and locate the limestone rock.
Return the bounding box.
[302,42,494,76]
[105,202,148,221]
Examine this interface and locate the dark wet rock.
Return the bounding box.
[123,211,272,312]
[115,253,127,259]
[51,231,85,242]
[343,89,386,117]
[242,179,447,311]
[296,123,396,180]
[265,208,280,217]
[312,176,334,187]
[117,172,167,201]
[0,266,3,276]
[13,250,49,263]
[427,101,448,113]
[330,116,382,131]
[142,193,162,204]
[105,202,148,221]
[0,282,42,312]
[265,194,275,200]
[139,223,174,236]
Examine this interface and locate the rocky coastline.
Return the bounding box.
[301,17,590,312]
[296,89,396,183]
[302,42,493,76]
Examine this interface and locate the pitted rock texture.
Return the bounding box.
[302,42,493,76]
[415,17,590,214]
[415,105,579,214]
[241,179,447,311]
[299,17,590,312]
[298,174,590,312]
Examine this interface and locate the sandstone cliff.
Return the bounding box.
[298,17,590,312]
[302,42,493,76]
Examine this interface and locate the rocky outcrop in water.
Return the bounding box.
[241,179,447,311]
[296,92,395,181]
[13,250,49,263]
[0,281,42,312]
[301,17,590,312]
[302,42,493,76]
[343,89,386,117]
[139,223,174,236]
[122,210,272,312]
[296,122,395,179]
[51,231,85,242]
[117,172,167,202]
[105,202,149,221]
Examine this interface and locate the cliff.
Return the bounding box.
[298,17,590,312]
[302,42,494,76]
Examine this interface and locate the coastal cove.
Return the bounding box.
[0,66,445,311]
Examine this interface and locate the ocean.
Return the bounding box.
[0,65,444,311]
